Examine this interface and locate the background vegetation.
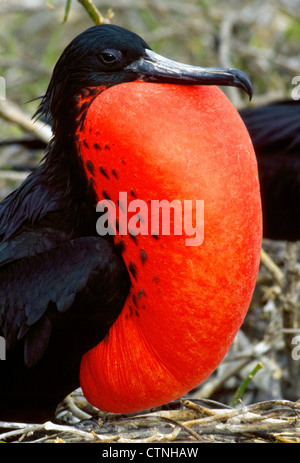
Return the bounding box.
[1,0,300,113]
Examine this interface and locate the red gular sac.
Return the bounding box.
[77,81,262,413]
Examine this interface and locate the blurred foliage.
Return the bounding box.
[0,0,299,126]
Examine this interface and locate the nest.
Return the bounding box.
[0,239,299,444]
[0,393,299,443]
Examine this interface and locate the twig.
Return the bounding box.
[0,420,97,442]
[260,248,284,286]
[0,99,51,144]
[0,169,30,181]
[77,0,113,25]
[62,393,92,420]
[62,0,72,23]
[219,12,243,107]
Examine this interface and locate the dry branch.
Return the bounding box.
[1,396,300,443]
[0,99,51,144]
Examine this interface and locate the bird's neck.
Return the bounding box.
[39,123,98,236]
[43,137,91,199]
[36,86,109,236]
[43,86,106,195]
[48,86,107,136]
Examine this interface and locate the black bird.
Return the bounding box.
[240,99,300,241]
[0,24,252,423]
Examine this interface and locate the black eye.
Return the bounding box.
[99,49,122,65]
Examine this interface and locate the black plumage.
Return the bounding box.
[240,99,300,241]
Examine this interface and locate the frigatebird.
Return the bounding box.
[0,24,258,423]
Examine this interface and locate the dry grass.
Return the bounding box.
[1,394,299,443]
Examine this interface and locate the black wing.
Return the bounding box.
[240,100,300,241]
[0,165,130,420]
[240,99,300,157]
[0,233,130,368]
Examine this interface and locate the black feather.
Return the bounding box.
[240,99,300,241]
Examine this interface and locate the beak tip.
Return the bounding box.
[246,84,253,101]
[231,68,253,100]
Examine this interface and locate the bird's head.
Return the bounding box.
[37,24,252,134]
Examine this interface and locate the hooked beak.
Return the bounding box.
[125,49,252,100]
